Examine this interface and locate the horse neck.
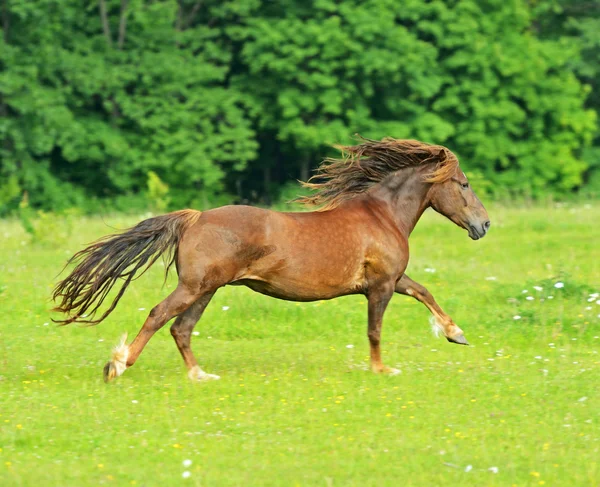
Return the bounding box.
[367,167,432,236]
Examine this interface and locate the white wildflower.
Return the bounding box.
[222,306,230,311]
[554,282,564,289]
[513,315,521,320]
[183,459,192,467]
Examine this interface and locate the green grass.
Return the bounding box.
[1,204,599,486]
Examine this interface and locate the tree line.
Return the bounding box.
[1,0,599,214]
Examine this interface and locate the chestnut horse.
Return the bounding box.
[53,137,490,382]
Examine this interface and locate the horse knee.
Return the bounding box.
[367,330,380,345]
[170,323,185,340]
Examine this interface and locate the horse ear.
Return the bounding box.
[435,147,448,162]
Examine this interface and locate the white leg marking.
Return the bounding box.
[111,333,129,377]
[188,365,220,382]
[429,316,444,338]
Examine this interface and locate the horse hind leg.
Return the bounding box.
[103,284,200,382]
[170,292,220,381]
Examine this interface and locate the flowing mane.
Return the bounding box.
[296,136,460,210]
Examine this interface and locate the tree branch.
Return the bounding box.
[563,2,600,13]
[98,0,113,47]
[117,0,128,50]
[183,0,203,30]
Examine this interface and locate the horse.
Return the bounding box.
[52,136,490,382]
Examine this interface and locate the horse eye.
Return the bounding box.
[461,182,469,189]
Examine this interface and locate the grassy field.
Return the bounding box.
[0,204,599,486]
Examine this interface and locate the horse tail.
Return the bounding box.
[52,209,202,325]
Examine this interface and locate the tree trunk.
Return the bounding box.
[2,0,8,43]
[1,0,9,150]
[300,156,310,183]
[175,0,183,32]
[263,165,271,205]
[117,0,128,50]
[98,0,113,47]
[235,177,243,201]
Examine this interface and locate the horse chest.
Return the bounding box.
[362,239,409,283]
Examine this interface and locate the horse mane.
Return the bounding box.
[296,135,459,210]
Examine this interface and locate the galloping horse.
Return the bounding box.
[53,136,490,382]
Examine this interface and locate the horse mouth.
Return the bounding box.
[468,225,485,240]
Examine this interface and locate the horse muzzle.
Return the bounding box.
[468,220,491,240]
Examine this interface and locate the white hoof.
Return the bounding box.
[103,333,129,382]
[188,365,220,382]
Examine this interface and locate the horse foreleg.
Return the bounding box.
[103,284,199,382]
[395,274,468,345]
[367,283,399,375]
[170,292,220,382]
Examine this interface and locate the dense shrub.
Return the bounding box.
[0,0,598,214]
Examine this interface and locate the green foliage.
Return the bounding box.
[533,0,600,191]
[0,175,21,212]
[0,0,598,212]
[17,189,78,246]
[146,171,170,213]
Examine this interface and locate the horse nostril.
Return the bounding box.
[483,220,491,231]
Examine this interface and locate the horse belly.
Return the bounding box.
[236,253,366,301]
[234,277,361,302]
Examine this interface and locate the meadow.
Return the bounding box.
[0,204,599,486]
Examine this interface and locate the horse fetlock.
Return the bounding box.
[429,316,445,337]
[103,333,130,383]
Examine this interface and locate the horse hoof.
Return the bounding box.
[447,334,469,345]
[384,367,401,376]
[103,333,130,383]
[372,366,401,376]
[188,365,220,382]
[103,361,116,383]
